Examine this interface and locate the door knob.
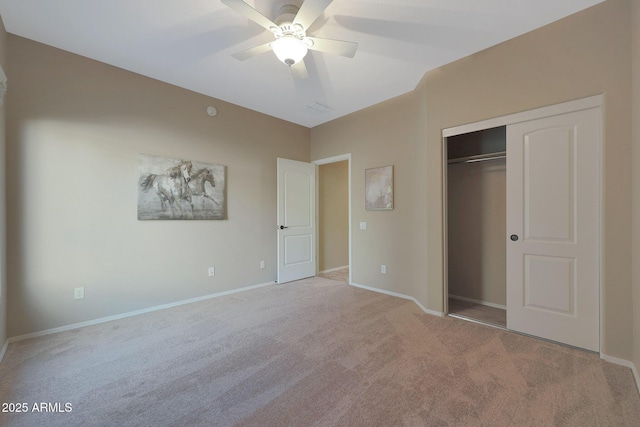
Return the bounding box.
[510,234,519,241]
[279,225,288,230]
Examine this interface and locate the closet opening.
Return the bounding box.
[445,126,507,328]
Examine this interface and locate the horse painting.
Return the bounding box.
[140,160,194,218]
[138,155,226,220]
[188,168,216,204]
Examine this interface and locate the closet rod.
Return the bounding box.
[447,151,506,164]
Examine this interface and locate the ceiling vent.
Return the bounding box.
[303,101,333,115]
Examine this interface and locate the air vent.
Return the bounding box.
[303,101,333,115]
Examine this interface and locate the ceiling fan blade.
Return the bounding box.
[221,0,278,32]
[293,0,333,30]
[231,42,273,61]
[290,60,309,80]
[306,37,358,58]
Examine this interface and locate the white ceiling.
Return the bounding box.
[0,0,603,128]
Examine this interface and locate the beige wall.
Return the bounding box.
[632,0,640,373]
[6,36,309,338]
[424,0,632,359]
[312,0,634,359]
[0,16,7,349]
[318,161,348,272]
[447,159,506,306]
[311,91,428,298]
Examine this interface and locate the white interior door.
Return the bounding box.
[506,107,600,351]
[277,158,316,284]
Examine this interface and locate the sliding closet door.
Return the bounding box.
[506,107,600,352]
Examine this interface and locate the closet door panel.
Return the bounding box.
[506,107,600,352]
[523,127,575,243]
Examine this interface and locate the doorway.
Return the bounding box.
[446,126,507,328]
[313,154,351,284]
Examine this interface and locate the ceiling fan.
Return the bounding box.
[221,0,358,79]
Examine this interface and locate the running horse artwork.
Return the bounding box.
[140,160,194,217]
[188,168,217,204]
[137,155,226,220]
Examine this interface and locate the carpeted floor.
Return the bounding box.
[318,267,349,283]
[448,297,507,328]
[0,276,638,426]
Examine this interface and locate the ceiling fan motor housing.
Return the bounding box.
[272,5,304,38]
[276,4,300,25]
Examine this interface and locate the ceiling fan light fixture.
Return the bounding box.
[271,36,308,66]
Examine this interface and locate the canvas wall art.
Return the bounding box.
[138,154,226,220]
[365,165,393,210]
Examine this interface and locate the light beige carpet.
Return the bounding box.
[1,276,638,426]
[318,267,349,283]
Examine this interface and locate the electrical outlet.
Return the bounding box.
[381,265,386,274]
[208,267,215,277]
[74,287,85,299]
[260,260,265,269]
[360,222,367,230]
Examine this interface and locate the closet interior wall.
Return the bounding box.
[447,127,507,308]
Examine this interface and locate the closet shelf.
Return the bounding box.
[448,151,506,164]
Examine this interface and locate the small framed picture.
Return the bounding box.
[365,165,393,210]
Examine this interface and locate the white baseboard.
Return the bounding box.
[449,294,507,310]
[319,265,349,274]
[8,281,276,344]
[0,339,8,364]
[350,282,444,317]
[600,353,640,395]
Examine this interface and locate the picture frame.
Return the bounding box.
[365,165,394,210]
[137,154,226,220]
